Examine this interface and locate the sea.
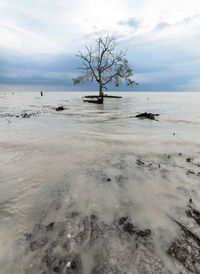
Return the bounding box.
[0,91,200,273]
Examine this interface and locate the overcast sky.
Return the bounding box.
[0,0,200,91]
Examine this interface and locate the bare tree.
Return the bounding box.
[73,36,138,97]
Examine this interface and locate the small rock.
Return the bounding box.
[136,159,145,166]
[71,260,76,269]
[53,266,60,272]
[30,237,48,251]
[123,222,137,235]
[137,229,151,237]
[46,222,54,231]
[22,113,29,118]
[25,233,32,240]
[186,170,195,175]
[118,217,128,225]
[186,158,193,163]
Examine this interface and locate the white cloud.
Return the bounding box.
[0,0,200,54]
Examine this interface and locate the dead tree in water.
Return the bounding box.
[73,36,138,98]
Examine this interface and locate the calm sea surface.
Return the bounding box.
[0,92,200,273]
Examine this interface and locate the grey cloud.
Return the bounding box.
[117,18,139,28]
[0,51,78,86]
[155,22,171,30]
[181,14,200,24]
[155,14,200,31]
[1,30,200,92]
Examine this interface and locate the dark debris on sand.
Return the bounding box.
[185,156,200,177]
[136,158,161,169]
[186,204,200,225]
[136,154,200,179]
[135,158,168,177]
[186,157,200,167]
[135,112,159,120]
[186,170,200,177]
[22,202,200,274]
[167,203,200,273]
[21,152,200,274]
[118,216,151,237]
[24,215,175,274]
[0,112,40,119]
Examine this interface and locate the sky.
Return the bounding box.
[0,0,200,92]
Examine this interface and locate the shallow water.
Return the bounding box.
[0,91,200,273]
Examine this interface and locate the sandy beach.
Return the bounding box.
[0,91,200,273]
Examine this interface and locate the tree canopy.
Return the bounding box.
[73,36,138,96]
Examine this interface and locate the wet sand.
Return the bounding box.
[0,91,200,273]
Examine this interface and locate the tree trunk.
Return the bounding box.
[99,83,103,97]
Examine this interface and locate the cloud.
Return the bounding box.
[177,77,200,91]
[0,0,200,91]
[155,22,171,30]
[0,50,78,86]
[155,14,200,31]
[118,18,139,28]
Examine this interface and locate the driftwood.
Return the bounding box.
[167,214,200,244]
[84,95,122,99]
[167,212,200,273]
[83,98,103,104]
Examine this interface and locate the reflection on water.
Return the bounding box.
[0,91,200,273]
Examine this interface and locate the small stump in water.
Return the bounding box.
[55,106,65,111]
